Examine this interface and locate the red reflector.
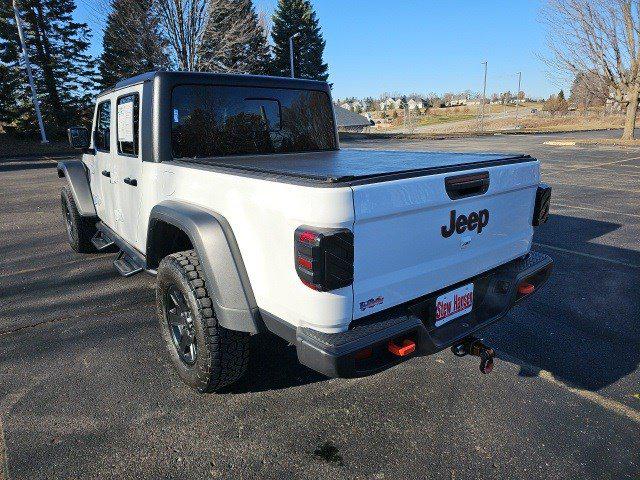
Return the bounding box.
[298,231,318,244]
[301,279,321,291]
[354,348,372,360]
[297,256,313,269]
[388,339,416,357]
[518,282,535,295]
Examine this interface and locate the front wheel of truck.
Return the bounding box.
[156,250,250,393]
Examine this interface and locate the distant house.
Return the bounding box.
[334,105,374,132]
[407,98,424,110]
[351,100,365,112]
[339,100,366,112]
[445,94,468,107]
[380,98,402,110]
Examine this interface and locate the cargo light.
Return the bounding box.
[294,226,354,292]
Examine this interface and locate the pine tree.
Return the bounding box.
[0,2,25,127]
[270,0,328,81]
[198,0,270,74]
[99,0,170,89]
[0,0,95,137]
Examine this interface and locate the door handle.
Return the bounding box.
[123,177,137,187]
[101,170,111,177]
[444,171,489,199]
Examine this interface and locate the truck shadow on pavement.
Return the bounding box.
[486,213,640,392]
[4,211,637,395]
[224,333,326,393]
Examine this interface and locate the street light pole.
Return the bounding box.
[480,61,488,132]
[13,0,48,143]
[289,33,299,78]
[515,71,522,126]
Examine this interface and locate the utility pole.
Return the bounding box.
[480,61,487,132]
[13,0,47,143]
[289,33,299,78]
[515,71,522,127]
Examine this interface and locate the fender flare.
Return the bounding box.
[57,160,97,217]
[147,201,260,334]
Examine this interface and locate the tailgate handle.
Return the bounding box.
[445,172,489,199]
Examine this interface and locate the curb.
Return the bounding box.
[542,141,577,146]
[339,127,623,141]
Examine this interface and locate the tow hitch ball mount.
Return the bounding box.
[451,337,496,374]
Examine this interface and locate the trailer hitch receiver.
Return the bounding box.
[451,337,496,374]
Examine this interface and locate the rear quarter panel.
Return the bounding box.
[140,162,355,332]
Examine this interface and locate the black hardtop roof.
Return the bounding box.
[98,70,331,97]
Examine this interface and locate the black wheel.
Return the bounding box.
[60,186,97,253]
[156,250,250,392]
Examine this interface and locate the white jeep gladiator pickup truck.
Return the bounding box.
[59,71,552,392]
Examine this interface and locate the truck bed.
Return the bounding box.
[178,149,534,186]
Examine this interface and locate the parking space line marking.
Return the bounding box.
[499,353,640,424]
[565,155,640,170]
[551,203,640,219]
[533,243,640,269]
[0,417,8,480]
[586,167,640,178]
[536,370,640,424]
[545,181,640,194]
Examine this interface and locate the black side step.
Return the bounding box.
[113,251,144,277]
[91,230,115,251]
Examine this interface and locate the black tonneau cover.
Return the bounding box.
[178,149,534,186]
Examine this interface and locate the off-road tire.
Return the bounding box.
[156,250,250,392]
[60,186,97,253]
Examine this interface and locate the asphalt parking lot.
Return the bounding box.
[1,131,639,479]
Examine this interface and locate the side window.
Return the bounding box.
[116,93,140,156]
[95,100,111,152]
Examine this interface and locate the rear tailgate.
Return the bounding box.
[351,157,540,319]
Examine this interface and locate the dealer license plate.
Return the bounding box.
[434,283,474,327]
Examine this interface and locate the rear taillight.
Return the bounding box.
[533,183,551,226]
[294,227,354,291]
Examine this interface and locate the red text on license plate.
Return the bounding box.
[435,283,473,327]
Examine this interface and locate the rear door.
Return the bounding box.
[91,98,117,229]
[351,160,540,319]
[112,88,143,247]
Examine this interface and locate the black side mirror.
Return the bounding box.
[67,126,90,150]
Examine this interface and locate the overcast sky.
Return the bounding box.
[74,0,566,100]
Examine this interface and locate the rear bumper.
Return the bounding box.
[294,251,553,378]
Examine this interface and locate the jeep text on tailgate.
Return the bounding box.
[58,71,553,392]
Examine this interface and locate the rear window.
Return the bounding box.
[171,85,337,158]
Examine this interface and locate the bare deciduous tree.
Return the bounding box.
[570,70,608,114]
[198,0,270,74]
[544,0,640,139]
[155,0,209,71]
